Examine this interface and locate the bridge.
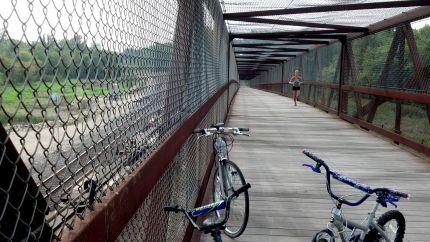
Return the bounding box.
[0,1,430,241]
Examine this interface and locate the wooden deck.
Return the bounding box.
[201,87,430,242]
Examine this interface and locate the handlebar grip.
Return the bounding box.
[302,150,326,164]
[210,123,225,128]
[164,206,179,212]
[393,190,409,199]
[192,128,204,134]
[238,128,249,131]
[234,183,251,197]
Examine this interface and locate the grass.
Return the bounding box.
[0,79,128,124]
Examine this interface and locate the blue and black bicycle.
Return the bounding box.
[302,150,409,242]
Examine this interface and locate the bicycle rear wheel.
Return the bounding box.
[213,160,249,238]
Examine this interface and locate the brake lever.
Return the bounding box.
[382,199,398,208]
[302,164,321,173]
[197,134,205,140]
[197,131,212,140]
[388,201,398,208]
[232,128,250,136]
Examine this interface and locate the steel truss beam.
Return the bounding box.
[230,31,346,39]
[224,1,430,19]
[230,17,367,32]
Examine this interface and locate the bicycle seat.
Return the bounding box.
[202,216,224,227]
[211,123,225,129]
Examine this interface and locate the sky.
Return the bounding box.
[0,0,179,50]
[411,17,430,29]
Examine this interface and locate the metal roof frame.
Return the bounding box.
[223,0,430,79]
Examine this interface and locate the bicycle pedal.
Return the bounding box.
[230,171,237,176]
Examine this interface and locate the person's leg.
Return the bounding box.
[294,91,297,106]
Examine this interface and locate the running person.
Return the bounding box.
[289,70,303,106]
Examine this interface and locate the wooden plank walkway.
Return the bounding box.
[201,87,430,242]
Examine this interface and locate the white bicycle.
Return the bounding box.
[302,150,409,242]
[192,123,250,238]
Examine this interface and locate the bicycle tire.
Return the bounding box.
[311,229,335,242]
[212,160,249,238]
[364,210,406,242]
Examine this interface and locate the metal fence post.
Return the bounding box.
[338,37,347,116]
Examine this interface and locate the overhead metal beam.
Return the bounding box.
[235,52,297,59]
[224,0,430,19]
[234,47,308,52]
[234,37,332,43]
[266,54,296,57]
[236,55,296,59]
[230,31,346,39]
[230,17,368,32]
[236,55,284,59]
[237,64,276,66]
[256,58,292,61]
[348,6,430,39]
[285,39,331,44]
[232,40,328,47]
[238,71,266,74]
[237,65,279,68]
[236,60,283,64]
[238,69,273,71]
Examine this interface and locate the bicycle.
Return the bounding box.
[302,150,409,242]
[164,183,251,242]
[191,122,250,238]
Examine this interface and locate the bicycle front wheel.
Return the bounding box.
[365,210,406,242]
[213,160,249,238]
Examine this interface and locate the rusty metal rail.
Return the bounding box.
[61,80,239,241]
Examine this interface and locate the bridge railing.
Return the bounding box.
[253,21,430,156]
[0,0,237,241]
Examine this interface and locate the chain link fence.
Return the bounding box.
[0,0,234,240]
[285,42,341,111]
[117,90,233,241]
[343,22,430,146]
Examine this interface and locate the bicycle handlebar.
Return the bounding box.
[164,183,251,231]
[193,128,205,134]
[302,150,409,207]
[163,205,181,213]
[192,125,250,135]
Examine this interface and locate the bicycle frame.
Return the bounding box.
[326,197,394,242]
[213,136,233,200]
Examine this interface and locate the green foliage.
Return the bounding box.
[0,35,122,84]
[352,30,394,86]
[414,25,430,64]
[0,35,173,124]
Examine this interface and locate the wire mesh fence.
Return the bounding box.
[117,90,232,241]
[251,19,430,154]
[343,22,430,146]
[0,0,233,240]
[285,42,341,110]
